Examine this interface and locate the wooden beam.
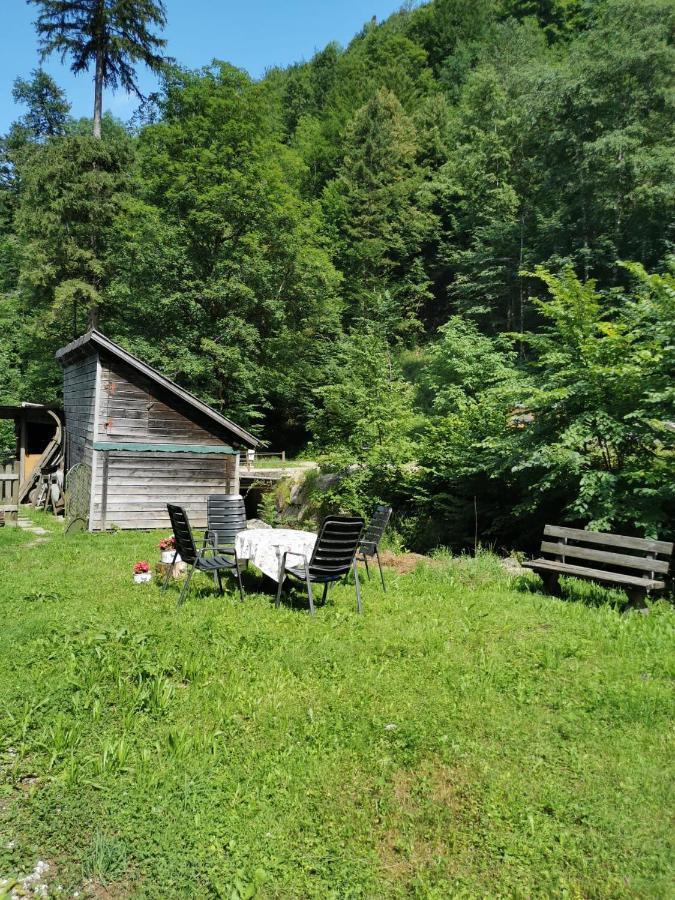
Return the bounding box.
[543,524,673,556]
[540,540,671,574]
[100,450,109,531]
[19,415,26,487]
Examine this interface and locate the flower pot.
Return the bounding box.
[160,550,181,564]
[133,572,152,584]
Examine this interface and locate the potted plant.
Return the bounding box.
[133,561,152,583]
[159,536,181,564]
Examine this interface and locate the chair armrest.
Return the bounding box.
[201,531,220,555]
[285,552,309,571]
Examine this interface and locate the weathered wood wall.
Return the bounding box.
[98,355,223,445]
[0,459,19,524]
[90,451,237,530]
[87,354,238,530]
[62,353,98,469]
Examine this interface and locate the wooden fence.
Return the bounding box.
[238,450,286,468]
[0,459,19,525]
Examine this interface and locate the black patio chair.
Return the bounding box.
[275,515,364,615]
[204,493,246,557]
[358,505,392,591]
[164,503,245,606]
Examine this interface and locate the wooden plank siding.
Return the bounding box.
[89,451,236,530]
[62,353,98,470]
[59,334,250,531]
[88,355,238,529]
[98,356,222,446]
[0,459,19,523]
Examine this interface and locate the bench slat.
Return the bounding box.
[543,525,673,556]
[523,559,666,590]
[540,541,671,574]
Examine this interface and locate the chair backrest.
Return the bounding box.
[361,505,392,553]
[308,515,364,579]
[207,494,246,546]
[167,504,198,564]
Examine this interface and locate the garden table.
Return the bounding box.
[235,528,317,582]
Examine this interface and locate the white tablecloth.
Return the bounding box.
[235,528,317,582]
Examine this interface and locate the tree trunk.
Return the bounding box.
[93,47,104,139]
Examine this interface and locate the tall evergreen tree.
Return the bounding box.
[28,0,168,138]
[323,88,437,340]
[10,69,71,143]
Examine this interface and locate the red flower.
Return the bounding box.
[158,536,176,551]
[133,561,150,574]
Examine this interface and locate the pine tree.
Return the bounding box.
[323,88,436,340]
[10,69,71,143]
[28,0,167,138]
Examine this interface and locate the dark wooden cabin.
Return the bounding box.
[56,330,258,531]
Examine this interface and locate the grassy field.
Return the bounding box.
[0,515,673,898]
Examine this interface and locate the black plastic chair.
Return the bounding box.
[164,503,244,606]
[358,505,392,591]
[275,515,365,615]
[204,493,246,548]
[203,493,247,588]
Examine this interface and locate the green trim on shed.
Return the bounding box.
[92,441,236,454]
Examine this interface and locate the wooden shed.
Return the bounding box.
[0,404,64,523]
[56,330,258,531]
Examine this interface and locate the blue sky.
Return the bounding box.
[2,0,408,132]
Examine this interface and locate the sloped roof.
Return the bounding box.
[56,329,259,447]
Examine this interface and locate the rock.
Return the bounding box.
[315,473,340,491]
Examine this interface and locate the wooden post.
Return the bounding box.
[555,536,567,564]
[0,460,19,525]
[100,451,110,531]
[19,414,26,489]
[233,450,240,494]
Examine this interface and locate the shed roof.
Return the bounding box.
[0,403,62,419]
[56,329,259,447]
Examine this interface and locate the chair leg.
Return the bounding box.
[321,582,328,605]
[304,569,316,616]
[216,569,224,595]
[353,559,362,614]
[363,553,371,580]
[235,563,245,602]
[275,575,285,608]
[177,565,196,607]
[163,552,178,590]
[375,547,386,592]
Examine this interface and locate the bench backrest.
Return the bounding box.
[540,525,673,579]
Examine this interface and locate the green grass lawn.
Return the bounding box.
[0,515,673,898]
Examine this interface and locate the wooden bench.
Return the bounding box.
[523,525,673,605]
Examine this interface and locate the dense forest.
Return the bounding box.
[0,0,673,551]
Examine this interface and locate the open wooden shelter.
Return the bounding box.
[56,330,259,531]
[0,403,64,523]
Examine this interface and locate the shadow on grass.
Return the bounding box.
[158,565,323,613]
[510,572,629,610]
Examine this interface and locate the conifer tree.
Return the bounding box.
[11,69,71,143]
[28,0,168,138]
[323,88,436,340]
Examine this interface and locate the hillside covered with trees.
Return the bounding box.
[0,0,673,551]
